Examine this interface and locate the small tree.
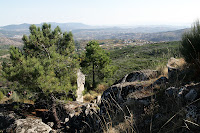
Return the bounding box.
[180,20,200,66]
[81,41,114,89]
[2,23,78,128]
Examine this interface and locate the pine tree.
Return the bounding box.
[81,41,114,89]
[2,23,78,128]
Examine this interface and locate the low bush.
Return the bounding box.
[180,20,200,65]
[0,91,4,101]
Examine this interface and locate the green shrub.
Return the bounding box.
[180,20,200,65]
[10,91,20,102]
[0,91,4,101]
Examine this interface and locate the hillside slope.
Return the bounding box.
[0,36,23,46]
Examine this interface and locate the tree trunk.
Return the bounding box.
[50,93,61,129]
[93,62,95,89]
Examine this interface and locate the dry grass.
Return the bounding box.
[23,99,34,104]
[102,105,137,133]
[104,128,120,133]
[0,96,9,104]
[156,65,168,77]
[83,93,94,102]
[95,84,108,93]
[83,91,99,102]
[83,84,108,103]
[167,57,186,70]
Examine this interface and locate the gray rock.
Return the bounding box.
[138,99,150,106]
[125,70,158,82]
[165,87,178,97]
[65,118,69,123]
[155,113,162,119]
[60,102,99,133]
[168,67,179,81]
[47,122,54,128]
[97,95,101,105]
[6,118,52,133]
[76,69,85,102]
[0,111,20,130]
[49,130,57,133]
[177,86,188,98]
[152,77,168,86]
[69,113,75,118]
[185,105,198,122]
[185,89,197,101]
[55,101,100,132]
[113,70,158,84]
[167,57,182,82]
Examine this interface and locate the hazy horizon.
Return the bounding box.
[1,0,200,27]
[0,22,191,28]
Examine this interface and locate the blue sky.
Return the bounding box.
[0,0,200,26]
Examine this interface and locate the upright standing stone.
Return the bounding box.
[76,69,85,102]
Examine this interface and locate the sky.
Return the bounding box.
[0,0,200,26]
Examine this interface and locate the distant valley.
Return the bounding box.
[0,22,189,47]
[73,28,189,42]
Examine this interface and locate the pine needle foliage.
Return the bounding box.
[180,20,200,65]
[81,41,115,89]
[2,23,78,96]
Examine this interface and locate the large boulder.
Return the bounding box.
[167,57,196,82]
[0,112,17,130]
[101,76,167,104]
[165,83,199,102]
[55,101,100,132]
[100,77,167,122]
[114,69,158,85]
[0,103,28,131]
[185,89,198,101]
[6,118,52,133]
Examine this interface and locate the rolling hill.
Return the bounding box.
[0,36,23,46]
[0,22,189,42]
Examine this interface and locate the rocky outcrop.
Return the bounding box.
[167,57,196,82]
[2,58,199,133]
[0,102,32,131]
[101,75,168,105]
[6,118,52,133]
[0,112,17,130]
[55,101,99,132]
[185,89,198,101]
[99,76,163,132]
[114,69,158,85]
[165,83,199,101]
[99,60,200,132]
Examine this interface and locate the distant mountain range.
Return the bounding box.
[0,22,190,45]
[0,22,92,31]
[0,22,188,32]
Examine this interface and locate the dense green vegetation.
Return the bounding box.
[0,49,9,56]
[2,23,78,128]
[0,45,11,60]
[109,41,181,81]
[81,41,115,89]
[0,40,182,92]
[1,21,200,132]
[3,23,78,94]
[0,91,4,101]
[0,45,22,62]
[180,20,200,65]
[79,41,181,91]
